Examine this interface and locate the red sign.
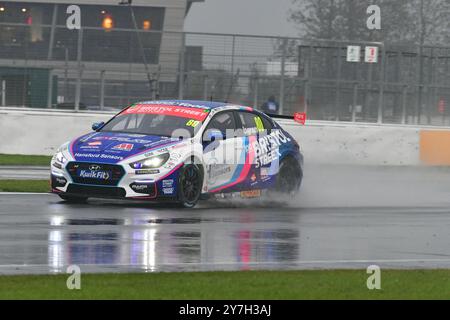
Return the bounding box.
[438,99,446,113]
[294,112,306,125]
[123,104,209,121]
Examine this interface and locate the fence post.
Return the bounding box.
[416,44,424,124]
[279,38,287,115]
[47,70,54,109]
[253,76,259,109]
[335,45,342,120]
[46,4,58,109]
[75,27,83,111]
[304,79,309,114]
[352,82,358,122]
[401,85,408,124]
[377,44,386,124]
[1,80,5,106]
[47,4,58,61]
[203,75,208,101]
[178,33,186,100]
[99,70,105,110]
[427,47,434,125]
[231,35,236,75]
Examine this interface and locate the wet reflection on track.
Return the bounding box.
[45,203,301,273]
[3,163,450,276]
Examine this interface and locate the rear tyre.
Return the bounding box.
[274,157,302,198]
[177,163,203,208]
[58,194,88,203]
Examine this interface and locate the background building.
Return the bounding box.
[0,0,203,108]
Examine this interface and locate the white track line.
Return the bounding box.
[0,192,50,195]
[1,258,450,269]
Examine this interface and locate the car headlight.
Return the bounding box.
[52,150,67,165]
[130,153,170,169]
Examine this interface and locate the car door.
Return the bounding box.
[235,111,278,190]
[202,111,242,192]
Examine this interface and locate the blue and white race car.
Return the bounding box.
[51,100,303,208]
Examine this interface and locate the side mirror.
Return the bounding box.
[204,129,223,142]
[92,122,105,131]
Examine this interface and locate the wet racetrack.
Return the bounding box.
[1,165,450,274]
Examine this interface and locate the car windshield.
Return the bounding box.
[100,113,203,137]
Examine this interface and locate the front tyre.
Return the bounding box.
[177,163,203,208]
[275,156,303,198]
[58,194,88,203]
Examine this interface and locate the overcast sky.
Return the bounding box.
[184,0,298,37]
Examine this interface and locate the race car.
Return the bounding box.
[50,100,303,208]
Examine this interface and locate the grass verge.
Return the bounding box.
[0,154,52,166]
[0,180,49,193]
[0,270,449,300]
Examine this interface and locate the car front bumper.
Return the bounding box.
[50,160,181,200]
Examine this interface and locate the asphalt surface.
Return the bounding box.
[1,164,450,274]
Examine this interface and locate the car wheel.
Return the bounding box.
[275,156,302,197]
[178,163,203,208]
[58,194,88,203]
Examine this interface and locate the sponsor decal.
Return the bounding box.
[123,104,209,121]
[74,153,124,161]
[162,179,174,188]
[162,187,174,195]
[251,130,290,168]
[113,143,134,151]
[80,141,102,150]
[93,136,152,144]
[137,100,212,110]
[131,184,148,191]
[163,161,178,169]
[130,182,153,194]
[250,173,257,182]
[207,164,232,184]
[240,190,261,198]
[135,169,159,175]
[260,166,272,182]
[77,170,110,180]
[55,177,67,185]
[260,167,270,177]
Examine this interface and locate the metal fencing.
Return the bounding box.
[1,22,450,126]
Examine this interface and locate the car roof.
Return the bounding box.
[136,100,246,110]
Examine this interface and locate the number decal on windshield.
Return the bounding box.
[186,119,200,127]
[254,116,265,132]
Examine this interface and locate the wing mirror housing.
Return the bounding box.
[92,122,105,131]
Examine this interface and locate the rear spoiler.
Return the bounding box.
[266,112,306,125]
[266,113,294,120]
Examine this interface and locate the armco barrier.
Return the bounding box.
[1,108,449,166]
[0,108,112,156]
